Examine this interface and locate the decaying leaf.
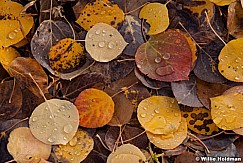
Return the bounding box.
[7,127,51,163]
[119,15,147,56]
[31,20,90,79]
[181,107,219,135]
[75,88,114,128]
[210,93,243,130]
[54,129,94,163]
[0,0,34,47]
[137,96,181,135]
[218,38,243,82]
[135,29,192,82]
[0,46,20,72]
[49,38,85,73]
[175,151,203,163]
[228,1,243,38]
[210,0,236,6]
[85,23,127,62]
[146,118,187,150]
[29,99,79,145]
[106,143,147,163]
[171,75,203,107]
[76,0,124,30]
[8,57,48,97]
[0,80,22,120]
[139,3,169,35]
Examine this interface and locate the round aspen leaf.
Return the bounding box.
[210,93,243,130]
[0,0,34,47]
[85,23,127,62]
[76,0,124,30]
[75,88,115,128]
[54,129,94,163]
[137,96,181,135]
[218,38,243,82]
[210,0,235,6]
[49,38,85,73]
[29,99,79,145]
[139,3,169,35]
[107,144,147,163]
[146,118,188,150]
[7,127,51,163]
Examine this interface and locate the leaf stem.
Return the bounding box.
[125,2,150,15]
[111,81,138,98]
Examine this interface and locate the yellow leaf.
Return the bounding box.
[0,0,34,47]
[137,96,181,135]
[181,107,219,135]
[54,129,94,163]
[0,46,20,73]
[210,93,243,130]
[146,118,187,150]
[76,0,124,30]
[218,38,243,82]
[48,38,85,73]
[139,3,169,35]
[210,0,236,6]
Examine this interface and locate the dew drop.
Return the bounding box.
[174,113,179,117]
[53,128,58,132]
[64,124,73,133]
[175,39,181,44]
[235,76,240,80]
[143,107,147,110]
[98,41,105,48]
[95,30,101,35]
[32,117,38,122]
[102,30,106,33]
[140,113,146,118]
[137,64,142,69]
[69,137,78,146]
[63,136,67,140]
[236,57,241,63]
[108,42,115,49]
[47,136,56,143]
[154,57,162,63]
[88,34,93,38]
[162,53,170,60]
[155,65,174,76]
[101,11,106,14]
[14,29,19,33]
[154,109,160,114]
[8,31,16,39]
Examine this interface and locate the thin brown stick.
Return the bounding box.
[125,2,150,15]
[111,81,138,98]
[188,132,210,154]
[200,130,224,140]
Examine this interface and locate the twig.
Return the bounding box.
[188,132,210,154]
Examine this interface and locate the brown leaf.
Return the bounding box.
[8,57,48,97]
[0,80,22,120]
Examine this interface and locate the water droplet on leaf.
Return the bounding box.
[63,124,73,133]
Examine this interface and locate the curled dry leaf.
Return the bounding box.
[107,144,147,163]
[7,127,51,163]
[49,38,86,73]
[0,0,34,47]
[135,29,192,82]
[76,0,124,30]
[181,107,219,135]
[139,3,169,35]
[74,88,115,128]
[218,38,243,82]
[228,1,243,38]
[31,20,90,80]
[85,23,127,62]
[0,80,22,120]
[0,46,20,73]
[210,93,243,130]
[146,118,188,150]
[209,0,236,6]
[8,57,48,97]
[171,75,203,107]
[54,129,94,163]
[29,99,79,145]
[137,96,181,135]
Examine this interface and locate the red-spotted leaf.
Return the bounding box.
[135,29,192,82]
